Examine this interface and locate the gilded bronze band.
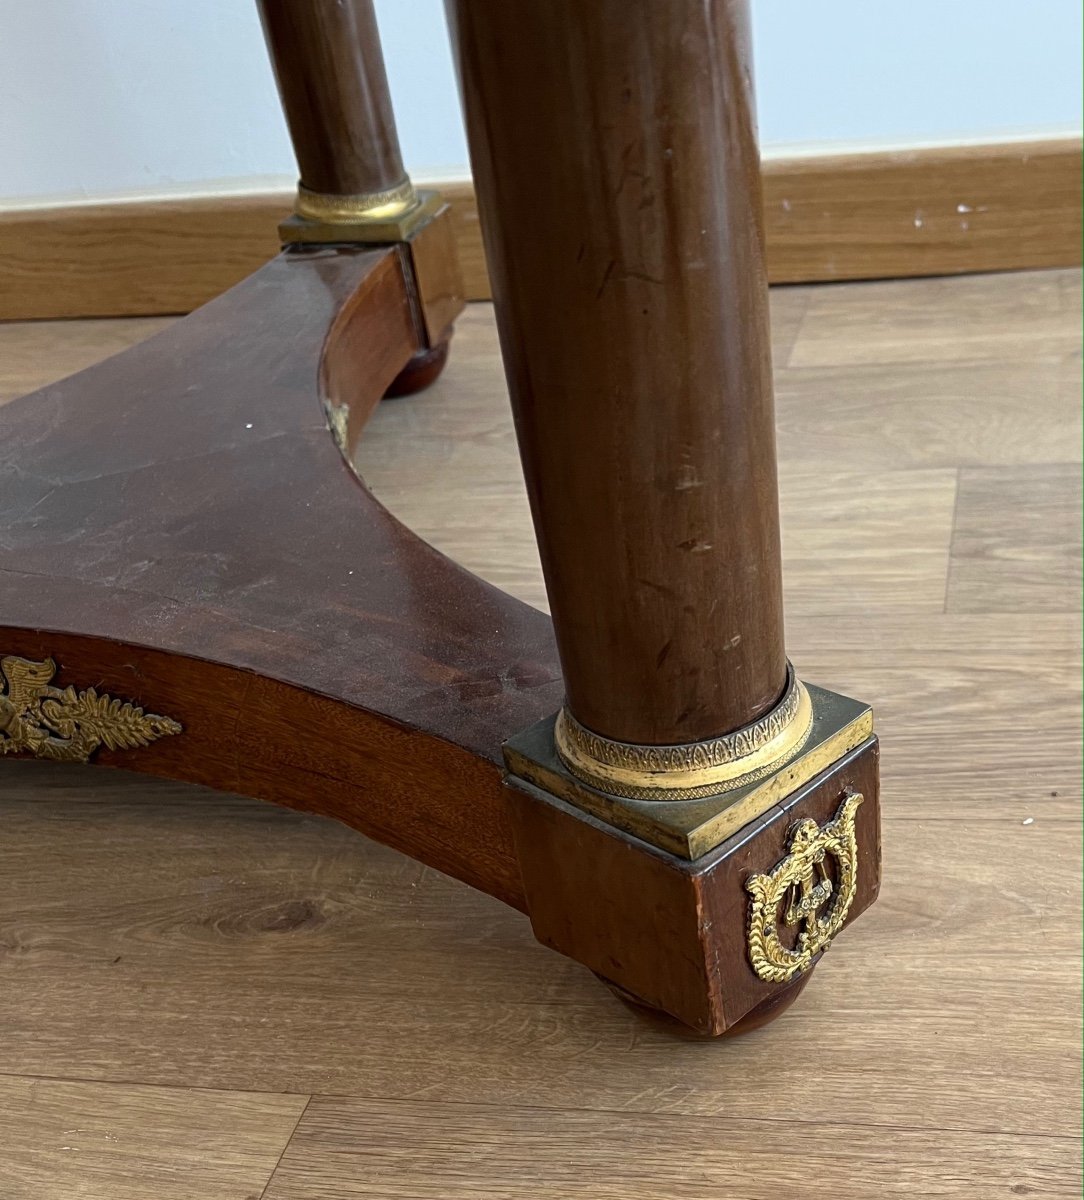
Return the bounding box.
[554,663,814,801]
[280,189,446,247]
[296,178,419,223]
[503,683,873,858]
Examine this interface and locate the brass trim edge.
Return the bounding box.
[0,654,181,763]
[554,663,813,801]
[280,189,446,246]
[296,178,419,223]
[677,708,872,858]
[502,684,874,859]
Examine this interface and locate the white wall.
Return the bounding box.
[1,0,1080,202]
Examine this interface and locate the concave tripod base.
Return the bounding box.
[0,243,881,1039]
[0,247,564,913]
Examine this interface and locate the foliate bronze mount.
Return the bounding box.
[0,655,181,764]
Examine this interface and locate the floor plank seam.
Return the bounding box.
[0,1069,315,1101]
[2,270,1080,1197]
[1,1068,1076,1142]
[259,1094,313,1200]
[271,1089,1083,1143]
[942,465,962,614]
[775,295,814,370]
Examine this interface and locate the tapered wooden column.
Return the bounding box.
[258,0,415,217]
[452,0,881,1033]
[258,0,465,388]
[448,0,786,751]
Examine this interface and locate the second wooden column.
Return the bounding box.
[448,0,786,752]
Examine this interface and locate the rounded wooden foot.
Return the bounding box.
[720,970,814,1036]
[596,967,815,1038]
[383,337,451,398]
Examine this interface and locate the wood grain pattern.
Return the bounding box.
[775,357,1083,469]
[779,467,958,615]
[0,317,174,403]
[262,1096,1081,1200]
[1,139,1078,320]
[0,1075,306,1200]
[790,267,1081,368]
[947,464,1083,613]
[0,764,1077,1131]
[0,267,1080,1196]
[761,137,1082,284]
[353,314,971,618]
[0,247,564,913]
[510,738,880,1034]
[789,611,1082,819]
[0,193,291,320]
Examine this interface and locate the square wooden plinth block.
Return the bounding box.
[507,737,881,1035]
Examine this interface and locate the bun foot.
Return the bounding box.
[719,969,814,1036]
[596,967,815,1039]
[384,337,451,398]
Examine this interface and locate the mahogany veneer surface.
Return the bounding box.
[0,247,562,908]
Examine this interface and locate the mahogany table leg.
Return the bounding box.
[258,0,464,386]
[0,0,879,1044]
[257,0,413,208]
[449,0,881,1033]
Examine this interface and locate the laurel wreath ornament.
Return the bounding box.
[745,791,864,984]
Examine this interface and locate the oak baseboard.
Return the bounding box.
[0,139,1079,320]
[760,138,1081,284]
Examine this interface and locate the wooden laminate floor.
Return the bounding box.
[1,269,1081,1199]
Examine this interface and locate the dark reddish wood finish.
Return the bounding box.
[403,200,466,345]
[384,339,451,398]
[258,0,408,199]
[0,632,528,909]
[448,0,786,745]
[0,2,881,1038]
[509,738,881,1034]
[601,964,814,1039]
[0,240,877,1039]
[0,247,563,909]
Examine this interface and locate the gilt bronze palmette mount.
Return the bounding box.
[0,655,181,764]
